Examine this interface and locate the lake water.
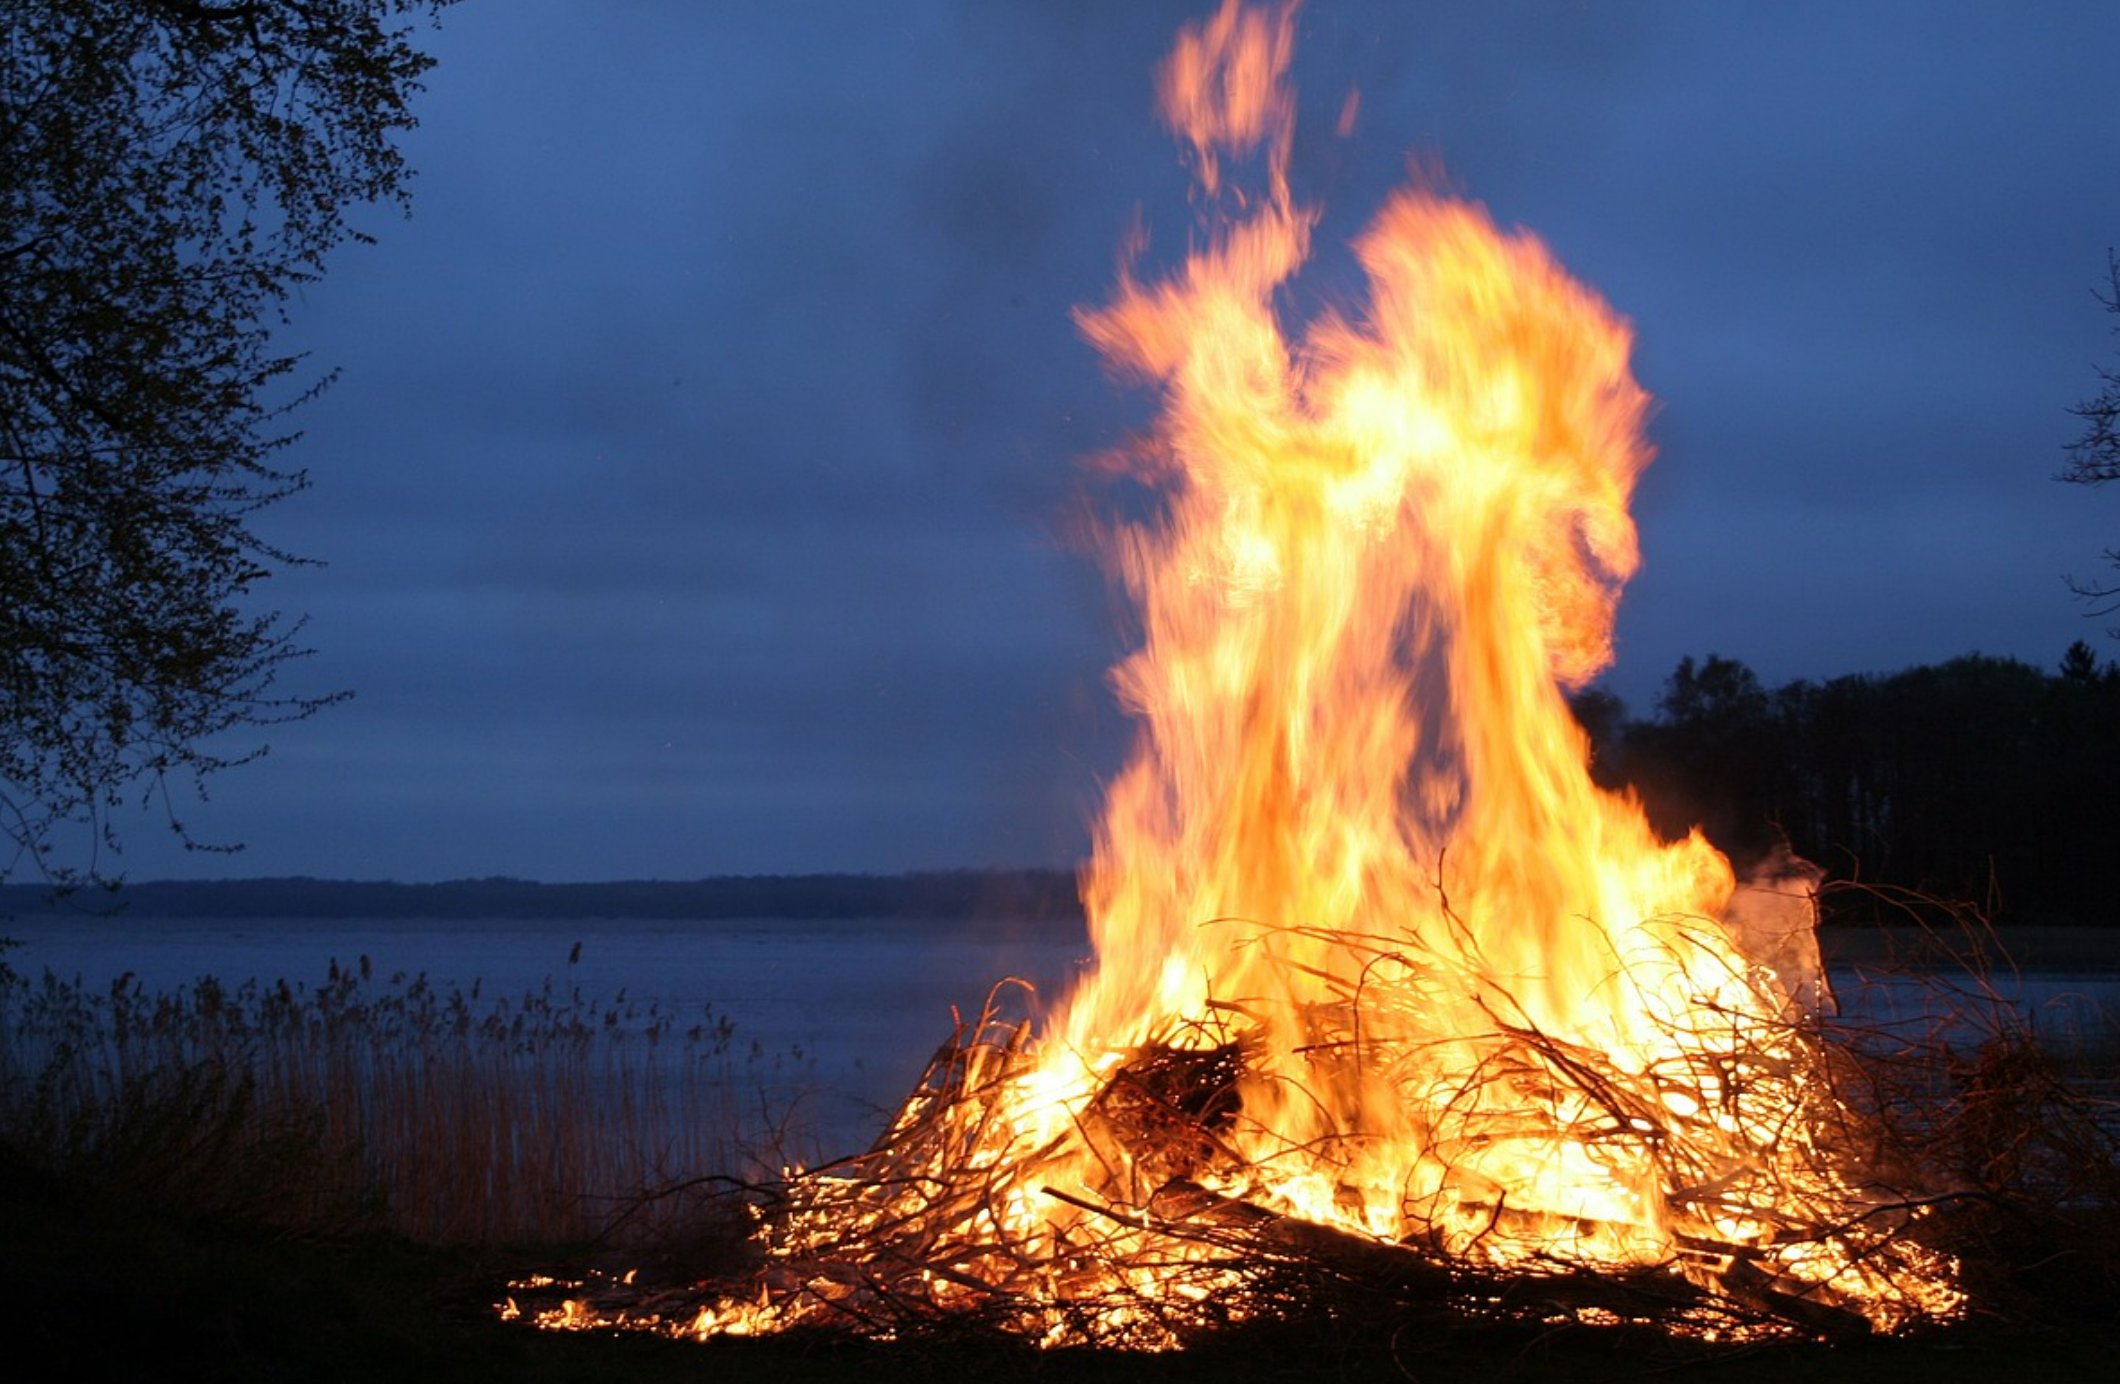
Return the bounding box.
[1827,959,2120,1051]
[7,914,2116,1152]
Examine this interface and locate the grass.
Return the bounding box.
[0,948,829,1379]
[3,934,2118,1380]
[0,953,818,1246]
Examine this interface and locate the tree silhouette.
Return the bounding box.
[1622,654,1788,866]
[2062,249,2120,628]
[1,0,456,891]
[1613,647,2120,926]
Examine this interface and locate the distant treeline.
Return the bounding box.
[1578,642,2120,927]
[11,645,2116,930]
[0,868,1085,924]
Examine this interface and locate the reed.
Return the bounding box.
[0,949,816,1245]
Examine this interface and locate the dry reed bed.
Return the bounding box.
[0,952,811,1245]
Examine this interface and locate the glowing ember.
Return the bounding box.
[526,0,1960,1346]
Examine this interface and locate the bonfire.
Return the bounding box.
[511,0,1967,1347]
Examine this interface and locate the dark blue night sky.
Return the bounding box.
[114,1,2120,882]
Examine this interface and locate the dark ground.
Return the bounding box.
[7,1162,2116,1384]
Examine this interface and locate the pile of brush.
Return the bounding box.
[505,897,2120,1352]
[504,1014,2073,1348]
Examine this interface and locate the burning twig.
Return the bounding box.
[512,926,1986,1348]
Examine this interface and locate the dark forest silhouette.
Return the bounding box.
[1579,641,2120,926]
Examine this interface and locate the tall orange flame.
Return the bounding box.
[1060,0,1713,1198]
[1007,0,1953,1316]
